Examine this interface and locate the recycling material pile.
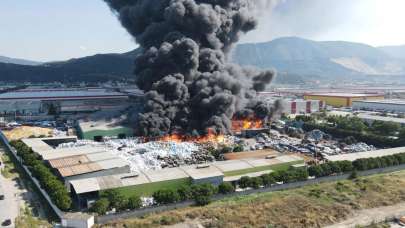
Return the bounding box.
[343,143,376,153]
[252,129,378,157]
[58,138,215,172]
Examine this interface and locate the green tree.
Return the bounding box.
[336,161,353,173]
[177,185,192,201]
[153,189,180,205]
[101,189,127,210]
[238,176,251,189]
[191,184,217,206]
[249,177,263,189]
[260,173,276,186]
[308,165,324,177]
[218,182,235,194]
[371,120,400,135]
[127,196,142,210]
[90,198,110,215]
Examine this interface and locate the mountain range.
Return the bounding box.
[0,37,404,83]
[0,56,42,66]
[233,37,405,76]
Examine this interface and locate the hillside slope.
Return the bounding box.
[233,37,405,76]
[1,37,404,83]
[0,56,42,66]
[0,50,140,83]
[379,45,405,59]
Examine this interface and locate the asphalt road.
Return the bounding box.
[0,146,21,228]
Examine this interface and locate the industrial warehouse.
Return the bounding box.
[353,99,405,113]
[304,92,384,107]
[0,88,133,116]
[21,137,131,188]
[70,154,302,208]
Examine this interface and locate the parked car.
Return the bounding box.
[2,219,11,226]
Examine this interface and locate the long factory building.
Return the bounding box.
[353,99,405,113]
[0,88,134,116]
[70,154,303,208]
[304,93,384,107]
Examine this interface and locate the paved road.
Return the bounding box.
[325,202,405,228]
[0,146,21,228]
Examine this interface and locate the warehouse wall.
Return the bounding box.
[353,101,405,113]
[349,96,384,106]
[304,95,384,107]
[304,95,349,107]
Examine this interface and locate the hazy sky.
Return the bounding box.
[1,0,405,62]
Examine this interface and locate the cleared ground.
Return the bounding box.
[97,170,405,228]
[3,126,52,141]
[326,202,405,228]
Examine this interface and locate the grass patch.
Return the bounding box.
[110,178,191,197]
[97,171,405,228]
[223,160,303,177]
[15,206,52,228]
[1,152,19,179]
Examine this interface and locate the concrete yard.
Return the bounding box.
[224,149,279,160]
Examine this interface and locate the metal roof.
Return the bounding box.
[144,167,189,182]
[22,137,129,177]
[22,136,78,156]
[353,99,405,105]
[40,146,107,160]
[358,114,405,124]
[0,89,128,100]
[325,147,405,162]
[70,155,304,194]
[181,165,224,180]
[305,93,383,98]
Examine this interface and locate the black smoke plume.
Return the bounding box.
[105,0,277,136]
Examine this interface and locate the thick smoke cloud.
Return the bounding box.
[105,0,277,136]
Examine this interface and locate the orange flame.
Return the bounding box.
[232,118,264,132]
[157,128,225,143]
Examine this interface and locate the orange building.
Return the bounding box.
[303,93,384,107]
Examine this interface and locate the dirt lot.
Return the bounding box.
[2,126,52,141]
[97,171,405,228]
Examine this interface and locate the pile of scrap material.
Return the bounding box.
[58,138,215,172]
[343,143,376,153]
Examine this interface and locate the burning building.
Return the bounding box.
[105,0,278,138]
